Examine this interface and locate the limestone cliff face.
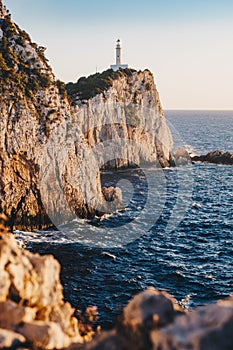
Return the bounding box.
[0,2,100,229]
[0,0,173,230]
[71,69,173,169]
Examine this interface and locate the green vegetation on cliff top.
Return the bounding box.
[0,15,52,98]
[66,68,137,103]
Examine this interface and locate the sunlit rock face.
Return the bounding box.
[0,220,83,349]
[71,69,173,170]
[0,0,173,230]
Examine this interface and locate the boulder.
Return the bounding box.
[72,290,233,350]
[122,287,182,328]
[151,302,233,349]
[101,186,124,213]
[174,147,191,166]
[72,288,184,350]
[102,186,122,202]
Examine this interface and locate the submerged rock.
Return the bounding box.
[192,150,233,165]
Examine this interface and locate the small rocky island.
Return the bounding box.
[192,150,233,165]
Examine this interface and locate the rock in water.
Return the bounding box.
[191,150,233,165]
[101,186,124,213]
[174,147,191,166]
[0,0,173,230]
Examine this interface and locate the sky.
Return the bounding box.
[3,0,233,110]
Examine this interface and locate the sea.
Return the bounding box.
[15,110,233,329]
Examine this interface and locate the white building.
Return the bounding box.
[110,39,128,71]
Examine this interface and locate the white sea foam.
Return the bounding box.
[102,252,117,260]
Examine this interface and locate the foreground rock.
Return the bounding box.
[0,218,83,349]
[75,290,233,350]
[151,301,233,350]
[1,219,233,349]
[192,150,233,165]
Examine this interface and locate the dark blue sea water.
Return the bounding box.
[16,110,233,329]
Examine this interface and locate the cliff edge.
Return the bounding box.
[0,0,173,230]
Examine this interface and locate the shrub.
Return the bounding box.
[56,79,67,98]
[0,53,8,71]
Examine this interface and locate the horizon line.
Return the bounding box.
[164,108,233,111]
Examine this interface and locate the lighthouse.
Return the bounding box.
[110,39,128,71]
[116,39,121,65]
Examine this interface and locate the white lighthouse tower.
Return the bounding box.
[110,39,128,71]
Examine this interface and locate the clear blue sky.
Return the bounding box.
[4,0,233,109]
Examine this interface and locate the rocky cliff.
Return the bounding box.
[67,68,173,169]
[0,0,173,230]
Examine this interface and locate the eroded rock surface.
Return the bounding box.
[0,221,82,349]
